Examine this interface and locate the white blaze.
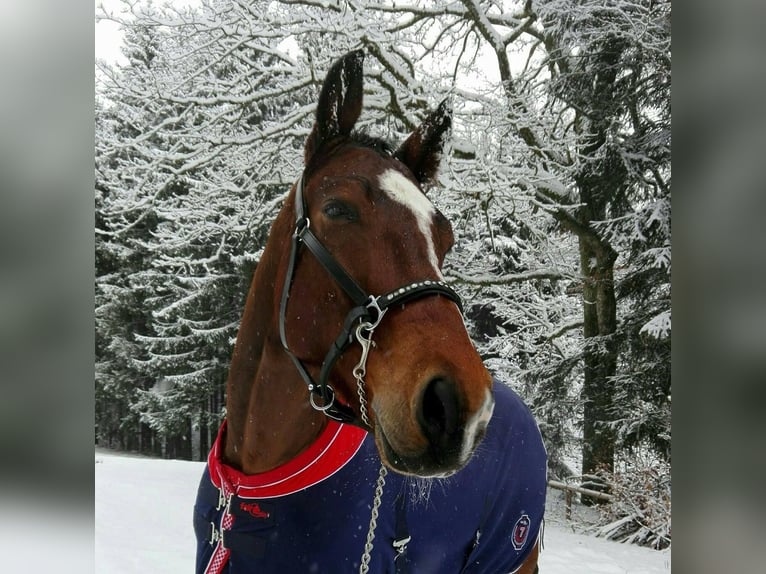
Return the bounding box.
[378,169,441,274]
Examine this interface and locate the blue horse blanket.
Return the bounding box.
[194,380,547,573]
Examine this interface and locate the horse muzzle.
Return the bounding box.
[372,379,495,478]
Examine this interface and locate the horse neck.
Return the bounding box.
[223,200,327,474]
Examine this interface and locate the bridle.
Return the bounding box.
[278,172,463,429]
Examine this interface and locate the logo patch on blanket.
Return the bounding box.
[512,514,531,550]
[239,501,270,519]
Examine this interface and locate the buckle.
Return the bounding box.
[393,535,411,560]
[309,384,337,413]
[209,522,224,546]
[294,216,310,238]
[363,296,387,331]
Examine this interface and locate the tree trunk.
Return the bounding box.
[573,36,625,499]
[579,236,618,503]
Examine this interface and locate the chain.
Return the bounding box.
[359,463,388,574]
[353,322,373,427]
[355,298,389,572]
[353,297,387,428]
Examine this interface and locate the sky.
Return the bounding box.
[95,0,202,65]
[95,0,129,65]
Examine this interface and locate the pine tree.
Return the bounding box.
[95,92,160,454]
[530,0,671,489]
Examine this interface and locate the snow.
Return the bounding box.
[540,527,670,574]
[95,450,199,573]
[95,449,670,573]
[640,310,671,340]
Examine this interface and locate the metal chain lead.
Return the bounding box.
[355,298,389,573]
[353,297,387,428]
[353,322,373,427]
[359,463,388,574]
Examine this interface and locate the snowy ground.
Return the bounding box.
[95,449,670,573]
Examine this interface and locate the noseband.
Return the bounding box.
[278,173,463,429]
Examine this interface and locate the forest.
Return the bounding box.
[95,0,670,549]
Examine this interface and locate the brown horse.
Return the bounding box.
[195,50,545,574]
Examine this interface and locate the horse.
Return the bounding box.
[194,50,547,574]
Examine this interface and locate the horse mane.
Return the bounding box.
[305,129,396,178]
[348,129,396,157]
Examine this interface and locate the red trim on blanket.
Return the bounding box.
[208,419,368,499]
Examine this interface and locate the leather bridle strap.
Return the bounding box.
[278,174,463,428]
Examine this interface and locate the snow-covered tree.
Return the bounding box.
[95,0,671,522]
[250,0,672,487]
[96,89,160,454]
[525,0,671,483]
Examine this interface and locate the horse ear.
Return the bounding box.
[304,50,365,165]
[395,99,452,186]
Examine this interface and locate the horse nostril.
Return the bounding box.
[419,377,460,445]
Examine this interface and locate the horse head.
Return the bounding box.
[275,51,494,478]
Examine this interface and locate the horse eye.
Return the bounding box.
[322,199,358,222]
